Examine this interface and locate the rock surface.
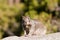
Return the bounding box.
[2,32,60,40]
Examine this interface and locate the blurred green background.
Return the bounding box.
[0,0,60,39]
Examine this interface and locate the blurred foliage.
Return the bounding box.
[25,10,38,19]
[0,0,60,39]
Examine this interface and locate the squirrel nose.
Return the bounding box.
[26,26,29,28]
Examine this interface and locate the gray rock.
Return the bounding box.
[2,32,60,40]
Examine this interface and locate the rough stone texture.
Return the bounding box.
[2,32,60,40]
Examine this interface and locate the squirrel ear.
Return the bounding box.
[22,16,25,18]
[22,16,24,18]
[22,16,25,19]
